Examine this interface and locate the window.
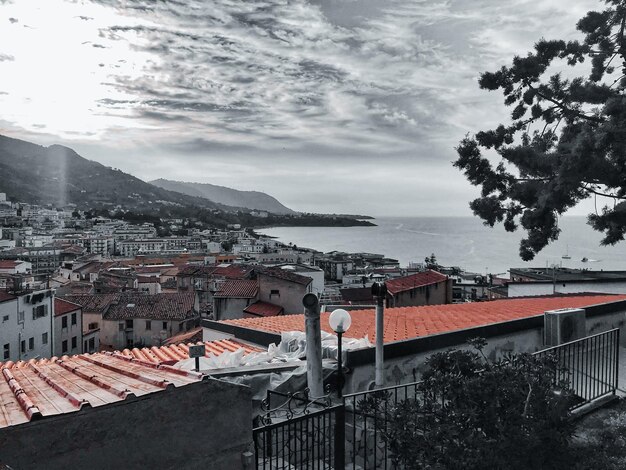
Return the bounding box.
[178,322,184,332]
[3,344,9,360]
[2,315,8,322]
[18,310,24,323]
[145,320,152,331]
[270,289,280,298]
[162,321,168,331]
[28,337,34,350]
[33,304,47,319]
[125,319,133,329]
[88,322,98,330]
[42,332,48,345]
[126,338,134,348]
[71,336,77,349]
[118,322,124,331]
[71,312,77,325]
[21,340,25,353]
[62,316,68,328]
[62,340,68,353]
[89,337,95,351]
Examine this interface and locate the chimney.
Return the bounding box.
[303,293,323,398]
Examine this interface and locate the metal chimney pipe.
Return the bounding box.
[303,293,323,398]
[372,282,387,388]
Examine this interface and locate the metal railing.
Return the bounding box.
[253,404,344,469]
[342,328,621,469]
[534,328,620,408]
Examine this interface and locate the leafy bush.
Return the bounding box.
[359,339,576,469]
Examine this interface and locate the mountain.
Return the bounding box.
[0,134,228,211]
[150,179,296,215]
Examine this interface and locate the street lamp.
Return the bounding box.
[329,308,351,398]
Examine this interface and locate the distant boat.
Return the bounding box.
[581,257,588,263]
[562,245,571,260]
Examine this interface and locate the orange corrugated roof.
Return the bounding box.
[0,353,202,429]
[223,295,626,343]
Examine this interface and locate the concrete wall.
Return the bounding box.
[0,290,54,363]
[258,274,310,315]
[54,307,82,356]
[214,297,253,321]
[0,378,253,470]
[508,281,626,298]
[387,280,452,308]
[345,307,626,394]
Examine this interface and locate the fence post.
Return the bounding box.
[334,404,346,469]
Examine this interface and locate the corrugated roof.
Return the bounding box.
[214,280,258,299]
[54,298,81,317]
[385,270,448,295]
[0,353,202,429]
[243,300,284,317]
[115,339,261,365]
[223,294,626,343]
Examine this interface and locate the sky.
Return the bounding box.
[0,0,603,216]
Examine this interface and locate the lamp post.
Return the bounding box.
[329,308,351,398]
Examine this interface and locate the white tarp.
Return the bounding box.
[173,330,372,372]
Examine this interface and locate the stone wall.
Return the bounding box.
[0,378,253,470]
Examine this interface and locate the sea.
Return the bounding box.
[257,216,626,277]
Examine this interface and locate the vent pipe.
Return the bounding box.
[372,282,387,387]
[303,293,323,398]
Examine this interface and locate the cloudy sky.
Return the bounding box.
[0,0,600,216]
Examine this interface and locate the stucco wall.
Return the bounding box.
[0,378,253,470]
[508,281,626,298]
[345,308,626,393]
[258,274,309,315]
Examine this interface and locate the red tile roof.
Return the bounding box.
[0,353,202,429]
[0,261,20,269]
[115,339,261,365]
[62,293,197,321]
[385,270,448,295]
[244,300,284,317]
[164,327,203,345]
[54,298,81,317]
[0,291,16,303]
[104,293,196,321]
[223,295,626,343]
[214,280,258,299]
[258,267,312,286]
[178,264,253,279]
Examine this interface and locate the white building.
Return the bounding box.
[0,287,55,362]
[53,298,83,356]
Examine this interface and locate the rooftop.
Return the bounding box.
[243,300,284,317]
[222,294,626,343]
[116,338,261,365]
[258,266,313,286]
[214,280,258,299]
[54,298,81,317]
[385,270,448,295]
[61,293,197,321]
[0,353,202,429]
[510,267,626,283]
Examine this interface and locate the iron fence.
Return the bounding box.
[534,328,620,408]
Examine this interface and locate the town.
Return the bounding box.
[1,190,626,468]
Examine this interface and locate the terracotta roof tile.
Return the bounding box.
[257,267,312,286]
[223,294,626,343]
[214,280,258,299]
[116,338,261,365]
[244,300,284,317]
[0,353,202,429]
[54,298,81,317]
[385,270,448,295]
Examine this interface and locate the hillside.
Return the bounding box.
[150,179,296,215]
[0,134,227,211]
